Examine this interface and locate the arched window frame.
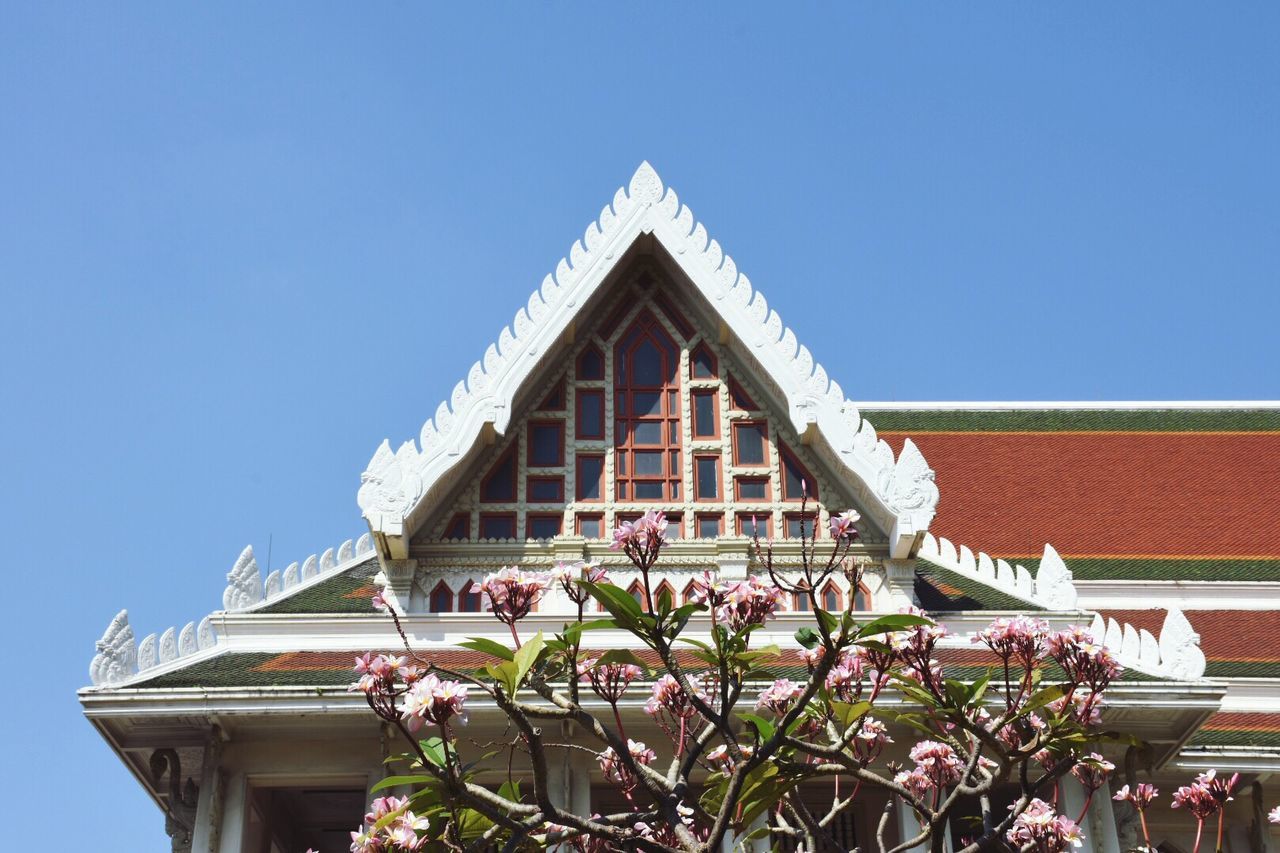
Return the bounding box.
[576,343,605,380]
[820,580,844,613]
[853,583,872,612]
[654,580,677,612]
[613,312,682,502]
[429,580,454,613]
[626,580,646,607]
[682,580,701,605]
[458,579,483,613]
[690,342,718,379]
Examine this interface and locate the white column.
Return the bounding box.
[1086,781,1121,853]
[1058,778,1097,853]
[190,733,226,853]
[896,800,927,852]
[215,770,248,853]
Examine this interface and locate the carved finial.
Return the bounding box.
[887,439,939,515]
[1034,544,1079,610]
[197,616,216,650]
[222,545,262,611]
[1159,608,1207,680]
[90,610,137,686]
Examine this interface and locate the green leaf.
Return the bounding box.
[458,637,515,661]
[582,581,644,628]
[371,774,434,794]
[814,608,840,635]
[513,631,546,688]
[855,613,934,638]
[419,736,447,768]
[831,700,872,731]
[485,660,519,696]
[739,713,776,742]
[794,626,819,649]
[496,780,522,802]
[1020,684,1066,715]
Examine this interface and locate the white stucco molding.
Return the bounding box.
[358,162,937,556]
[917,533,1206,680]
[88,533,376,688]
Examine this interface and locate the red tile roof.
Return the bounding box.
[1100,610,1280,663]
[879,432,1280,559]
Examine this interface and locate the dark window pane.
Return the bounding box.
[578,347,604,380]
[578,392,604,438]
[635,481,663,499]
[696,458,719,500]
[459,588,482,612]
[734,423,766,465]
[528,516,561,539]
[692,347,715,378]
[444,515,468,540]
[738,478,768,500]
[634,452,663,476]
[698,516,722,538]
[632,339,662,385]
[793,590,811,612]
[855,588,869,611]
[576,456,603,500]
[786,516,815,538]
[824,588,841,611]
[633,391,661,416]
[528,477,563,502]
[480,515,515,539]
[615,481,627,499]
[579,516,602,538]
[669,420,679,443]
[693,392,717,437]
[529,423,562,467]
[783,454,805,499]
[430,585,453,613]
[481,452,516,501]
[671,481,680,499]
[632,421,662,445]
[539,383,565,411]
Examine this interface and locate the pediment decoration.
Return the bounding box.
[359,162,938,558]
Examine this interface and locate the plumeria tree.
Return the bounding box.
[339,505,1275,853]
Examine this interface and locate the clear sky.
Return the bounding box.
[2,4,1278,847]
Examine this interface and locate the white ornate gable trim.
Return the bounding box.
[358,162,938,558]
[917,533,1206,680]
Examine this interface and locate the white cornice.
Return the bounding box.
[857,401,1280,411]
[357,162,938,559]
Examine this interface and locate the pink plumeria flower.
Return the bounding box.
[828,509,860,539]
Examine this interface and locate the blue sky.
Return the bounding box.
[2,4,1278,846]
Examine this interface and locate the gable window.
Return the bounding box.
[479,513,516,540]
[526,514,562,540]
[614,313,682,501]
[527,476,564,503]
[780,444,816,501]
[732,422,768,467]
[690,343,717,379]
[792,584,812,612]
[785,514,816,539]
[528,421,565,468]
[854,584,871,612]
[655,581,677,612]
[736,513,772,539]
[626,580,645,607]
[538,381,566,411]
[458,581,483,613]
[694,455,720,501]
[728,376,757,411]
[696,513,723,538]
[443,513,470,540]
[481,448,517,502]
[577,390,605,440]
[576,454,604,501]
[821,581,843,612]
[682,581,701,604]
[692,390,718,439]
[577,344,605,380]
[735,477,770,501]
[576,513,603,538]
[429,581,454,613]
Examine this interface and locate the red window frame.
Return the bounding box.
[480,447,518,503]
[576,513,603,538]
[538,380,566,411]
[458,580,483,613]
[693,454,721,502]
[691,389,719,439]
[443,513,470,540]
[792,584,813,612]
[784,513,819,539]
[821,581,843,612]
[576,389,605,440]
[577,344,605,380]
[682,581,701,605]
[779,444,817,501]
[478,513,516,540]
[429,580,454,613]
[853,584,871,612]
[732,421,769,468]
[695,513,724,539]
[527,420,565,468]
[690,343,718,379]
[734,476,771,502]
[736,513,772,539]
[575,454,605,502]
[526,513,563,540]
[727,376,757,411]
[654,580,677,612]
[613,312,682,502]
[526,476,564,503]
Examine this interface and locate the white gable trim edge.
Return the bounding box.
[357,162,937,555]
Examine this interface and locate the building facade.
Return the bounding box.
[81,164,1280,852]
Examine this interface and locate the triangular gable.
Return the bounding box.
[358,163,938,558]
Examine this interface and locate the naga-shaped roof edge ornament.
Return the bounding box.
[357,162,938,557]
[918,533,1207,680]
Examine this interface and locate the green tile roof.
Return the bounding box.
[915,558,1044,612]
[256,558,381,614]
[1015,557,1280,583]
